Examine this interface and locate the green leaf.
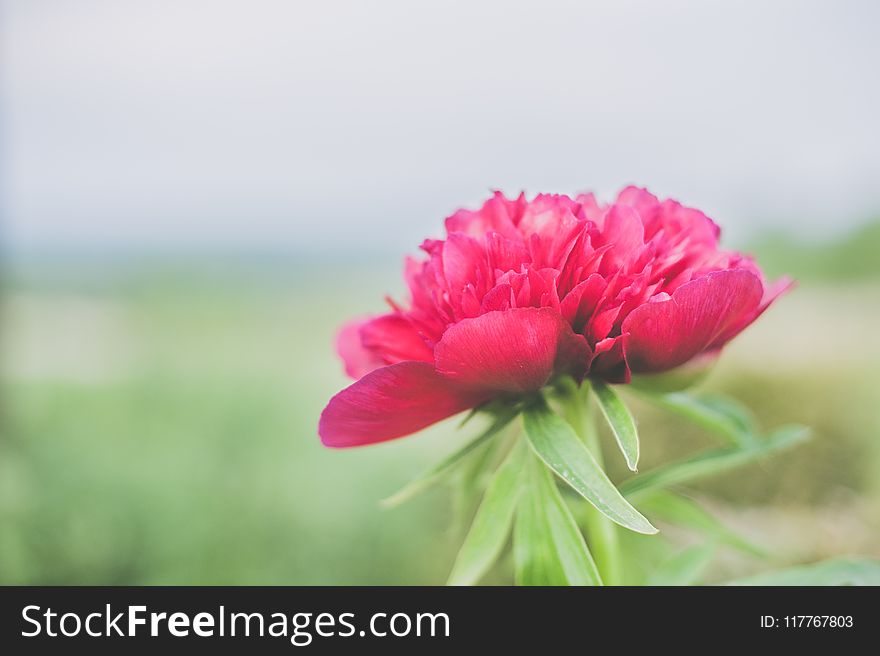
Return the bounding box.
[522,399,657,535]
[726,557,880,586]
[455,407,480,429]
[381,406,518,508]
[450,428,506,533]
[647,543,716,586]
[514,451,602,586]
[637,490,764,556]
[448,442,526,586]
[513,459,555,586]
[694,395,756,434]
[591,380,640,471]
[620,425,810,498]
[634,390,758,446]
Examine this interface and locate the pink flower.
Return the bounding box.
[320,187,790,447]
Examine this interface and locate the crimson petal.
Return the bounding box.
[622,269,763,373]
[360,314,434,365]
[336,319,385,379]
[709,275,794,349]
[434,308,591,393]
[319,362,485,448]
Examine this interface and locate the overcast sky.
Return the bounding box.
[3,0,879,254]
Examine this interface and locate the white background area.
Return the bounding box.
[3,0,879,253]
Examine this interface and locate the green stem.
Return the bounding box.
[559,379,623,586]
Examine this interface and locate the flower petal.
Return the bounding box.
[360,314,434,365]
[319,362,485,447]
[709,275,794,349]
[595,204,645,275]
[622,269,764,373]
[560,273,606,333]
[442,233,494,318]
[590,335,630,384]
[434,308,591,393]
[336,319,385,379]
[444,191,524,241]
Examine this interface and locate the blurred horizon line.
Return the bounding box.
[4,212,880,293]
[3,207,879,260]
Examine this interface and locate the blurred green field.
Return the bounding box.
[1,228,879,584]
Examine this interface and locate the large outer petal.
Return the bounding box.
[319,362,485,447]
[434,308,591,393]
[621,269,763,373]
[708,275,794,349]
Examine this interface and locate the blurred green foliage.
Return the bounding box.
[1,222,879,584]
[750,218,880,282]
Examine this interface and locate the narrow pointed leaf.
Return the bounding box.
[456,407,480,429]
[620,425,809,498]
[514,458,558,586]
[523,400,657,535]
[634,390,757,447]
[381,406,518,508]
[647,543,716,586]
[514,451,602,586]
[448,442,526,586]
[451,426,507,533]
[637,490,764,556]
[694,395,756,435]
[726,557,880,586]
[592,380,640,471]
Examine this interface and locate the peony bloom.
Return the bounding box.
[320,187,790,447]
